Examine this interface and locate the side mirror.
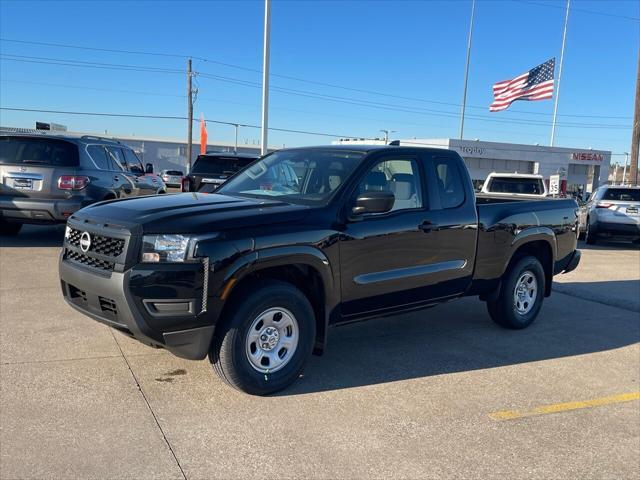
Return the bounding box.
[145,163,154,174]
[352,191,395,216]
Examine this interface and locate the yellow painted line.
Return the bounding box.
[490,391,640,421]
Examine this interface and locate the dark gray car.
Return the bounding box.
[0,133,166,235]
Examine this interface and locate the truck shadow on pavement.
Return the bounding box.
[0,225,65,247]
[281,296,639,395]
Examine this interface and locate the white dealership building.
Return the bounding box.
[336,137,611,195]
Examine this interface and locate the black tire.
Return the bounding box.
[209,280,316,395]
[585,218,597,245]
[0,219,22,236]
[486,255,545,329]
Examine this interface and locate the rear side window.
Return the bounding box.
[434,157,465,209]
[602,188,640,202]
[192,156,256,175]
[106,147,127,171]
[0,136,79,167]
[87,145,110,170]
[489,177,544,195]
[123,148,143,172]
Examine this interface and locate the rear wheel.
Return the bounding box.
[0,219,22,236]
[486,255,545,329]
[585,218,597,245]
[209,280,316,395]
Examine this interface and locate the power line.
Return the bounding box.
[0,37,632,120]
[512,0,640,22]
[1,53,630,130]
[1,78,627,143]
[0,107,369,139]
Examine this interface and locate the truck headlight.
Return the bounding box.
[142,234,191,262]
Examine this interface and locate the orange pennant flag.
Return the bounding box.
[200,114,208,154]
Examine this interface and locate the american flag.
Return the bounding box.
[490,58,555,112]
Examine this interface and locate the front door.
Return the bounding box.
[339,153,477,319]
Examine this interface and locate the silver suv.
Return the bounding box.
[0,133,166,235]
[578,185,640,244]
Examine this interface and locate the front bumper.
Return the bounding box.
[562,249,581,274]
[0,196,88,223]
[59,256,215,360]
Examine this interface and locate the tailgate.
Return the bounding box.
[0,136,79,200]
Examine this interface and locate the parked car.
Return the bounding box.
[160,169,184,188]
[578,185,640,244]
[481,172,548,198]
[59,145,580,395]
[0,133,165,235]
[182,152,258,192]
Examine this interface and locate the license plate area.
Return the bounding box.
[12,178,34,190]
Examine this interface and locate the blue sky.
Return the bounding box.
[0,0,637,163]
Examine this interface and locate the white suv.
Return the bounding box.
[578,186,640,244]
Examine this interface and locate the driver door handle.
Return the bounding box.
[113,175,120,181]
[419,221,433,233]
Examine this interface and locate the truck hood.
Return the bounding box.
[72,193,311,234]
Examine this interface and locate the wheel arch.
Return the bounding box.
[218,246,337,355]
[507,229,555,296]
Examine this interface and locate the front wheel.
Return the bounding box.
[0,219,22,236]
[486,255,545,329]
[585,218,597,245]
[209,280,316,395]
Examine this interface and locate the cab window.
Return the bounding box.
[358,158,423,212]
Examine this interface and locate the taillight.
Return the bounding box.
[181,177,190,192]
[596,202,613,209]
[57,175,90,190]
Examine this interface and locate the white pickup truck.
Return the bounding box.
[481,173,548,198]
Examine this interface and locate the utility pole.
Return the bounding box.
[629,49,640,185]
[260,0,271,156]
[186,58,193,172]
[459,0,475,140]
[380,129,396,144]
[550,0,570,147]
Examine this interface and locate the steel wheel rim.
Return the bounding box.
[245,307,299,374]
[513,271,538,315]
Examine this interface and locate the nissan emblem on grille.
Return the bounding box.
[79,232,92,253]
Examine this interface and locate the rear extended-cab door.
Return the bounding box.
[419,152,478,296]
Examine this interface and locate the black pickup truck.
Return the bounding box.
[59,145,581,395]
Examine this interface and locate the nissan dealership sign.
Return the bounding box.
[571,152,604,162]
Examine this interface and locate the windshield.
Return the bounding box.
[192,155,256,175]
[0,136,79,167]
[217,149,365,205]
[488,177,544,195]
[602,188,640,202]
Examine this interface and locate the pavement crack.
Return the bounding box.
[109,329,187,480]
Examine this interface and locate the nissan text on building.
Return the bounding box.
[336,138,611,196]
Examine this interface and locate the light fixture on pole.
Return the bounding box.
[380,129,396,145]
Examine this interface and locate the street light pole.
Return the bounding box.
[260,0,271,156]
[234,124,239,153]
[622,152,629,185]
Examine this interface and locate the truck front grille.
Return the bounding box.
[64,248,115,272]
[67,228,125,257]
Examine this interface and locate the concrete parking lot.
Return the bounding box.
[1,226,639,479]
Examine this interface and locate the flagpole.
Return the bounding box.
[550,0,570,147]
[459,0,476,140]
[260,0,271,156]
